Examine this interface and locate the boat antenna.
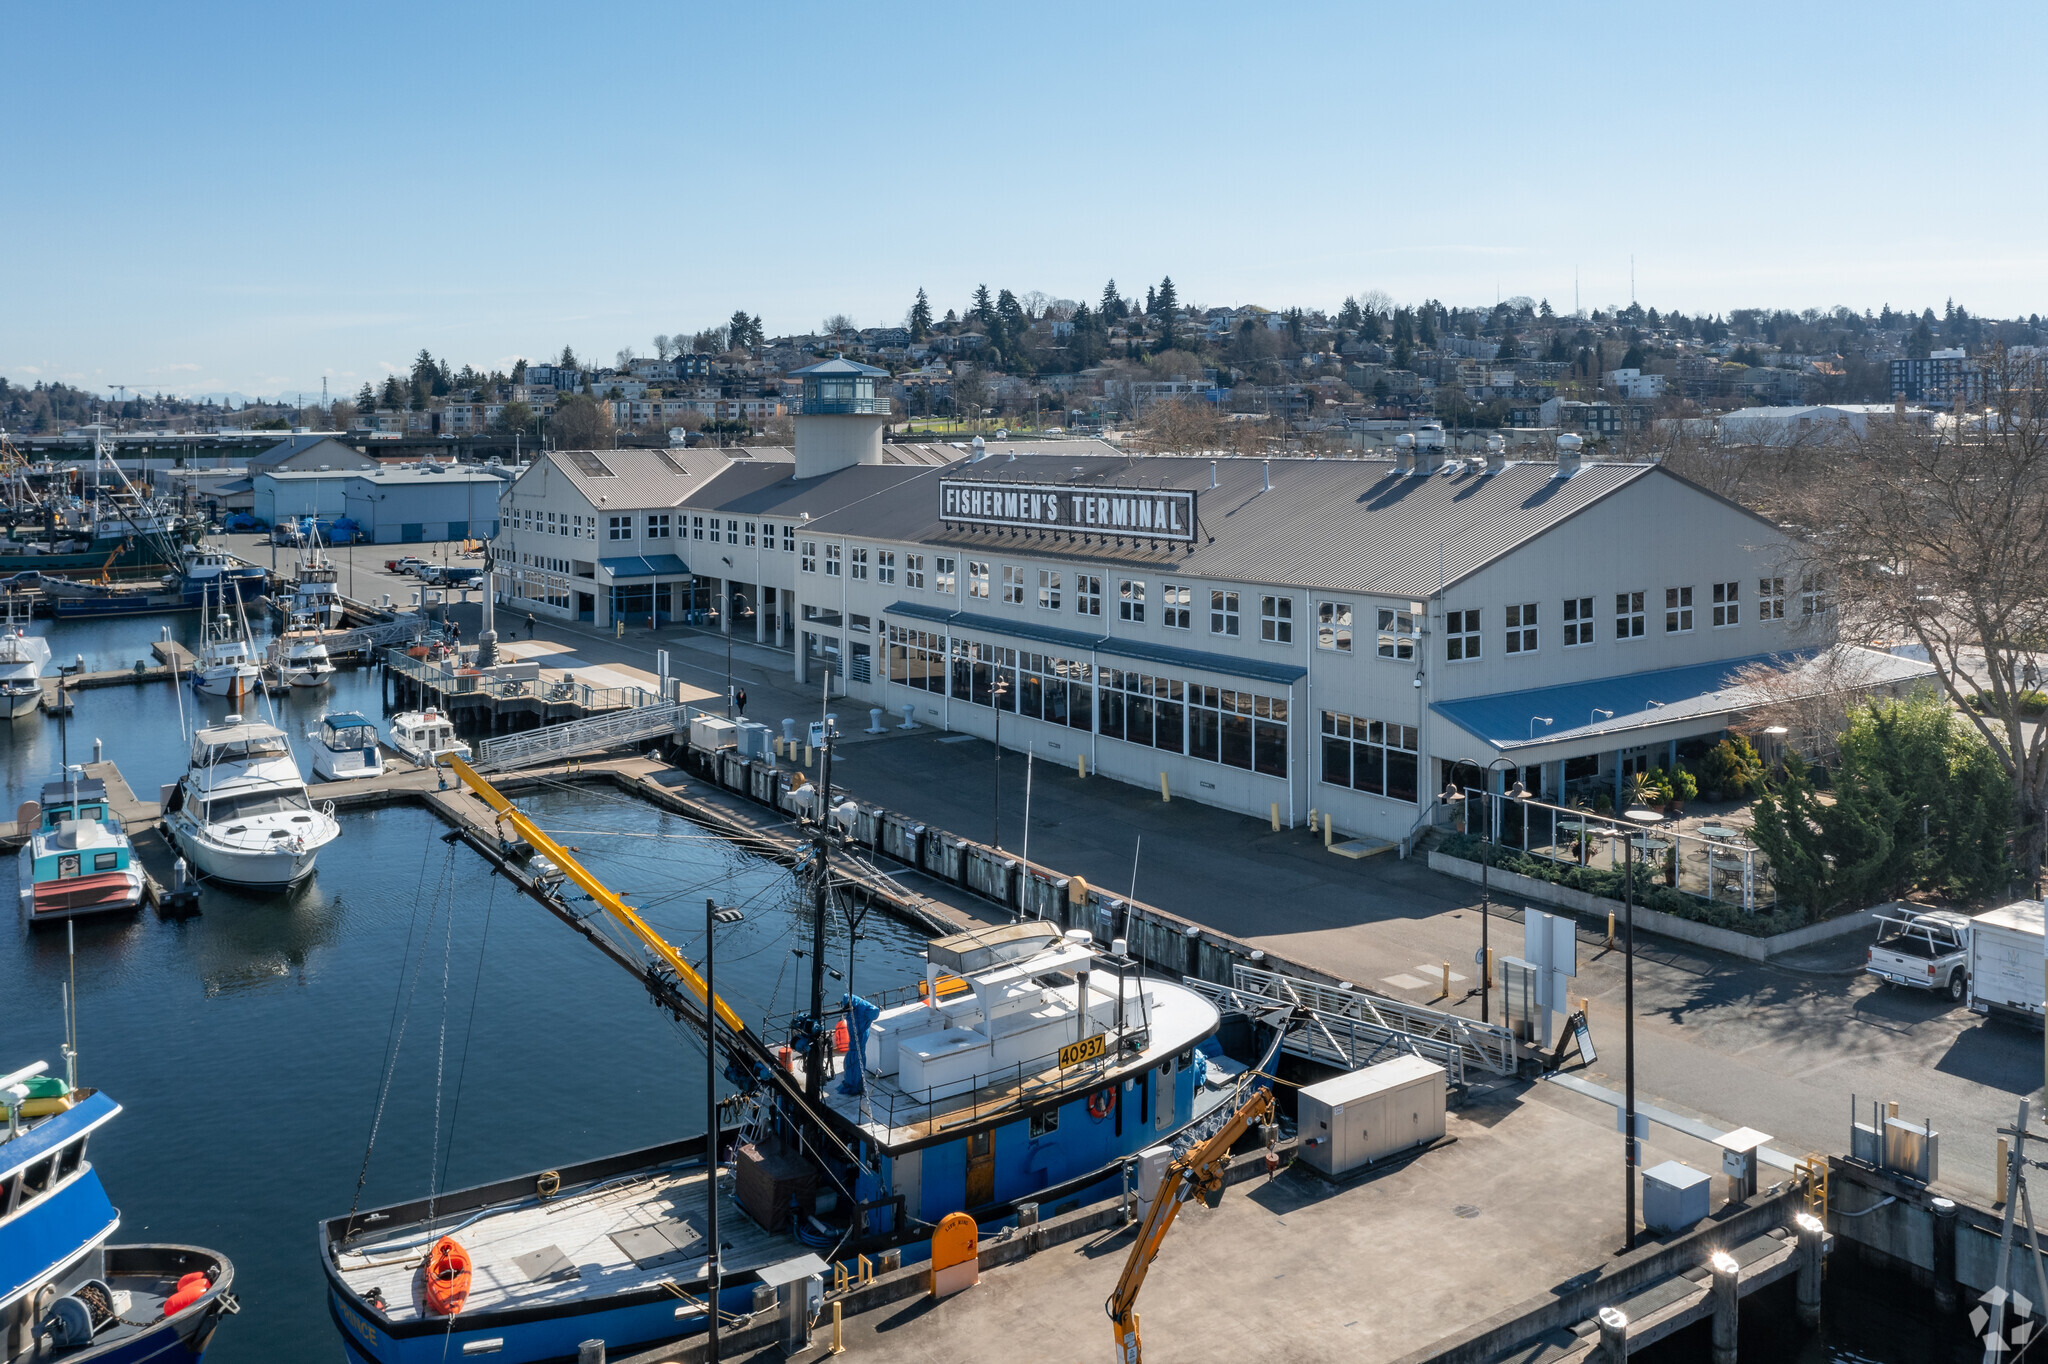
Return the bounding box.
[704,895,723,1363]
[1020,750,1035,921]
[165,625,188,740]
[232,579,279,728]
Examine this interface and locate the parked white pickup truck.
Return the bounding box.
[1866,909,1972,1002]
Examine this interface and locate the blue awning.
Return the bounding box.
[883,602,1307,689]
[600,554,690,579]
[1426,646,1934,753]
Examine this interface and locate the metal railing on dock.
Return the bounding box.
[381,646,660,713]
[1183,963,1520,1083]
[474,702,690,772]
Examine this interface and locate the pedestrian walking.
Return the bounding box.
[2026,657,2041,691]
[736,687,747,717]
[526,612,535,639]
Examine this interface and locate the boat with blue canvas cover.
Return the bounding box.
[0,1060,238,1361]
[308,712,383,782]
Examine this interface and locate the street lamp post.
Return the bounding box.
[992,672,1011,848]
[1619,801,1662,1252]
[1440,756,1522,1023]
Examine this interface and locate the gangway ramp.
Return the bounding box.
[473,702,687,772]
[1183,963,1520,1086]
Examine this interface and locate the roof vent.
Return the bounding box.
[1484,433,1507,474]
[1554,432,1584,478]
[1209,460,1217,489]
[1261,459,1270,491]
[1392,432,1413,475]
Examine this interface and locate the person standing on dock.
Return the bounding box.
[736,687,747,717]
[525,612,535,638]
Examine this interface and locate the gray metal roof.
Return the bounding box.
[789,356,889,377]
[513,448,751,510]
[796,453,1661,599]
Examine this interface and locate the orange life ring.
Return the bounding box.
[423,1236,472,1317]
[1087,1088,1114,1121]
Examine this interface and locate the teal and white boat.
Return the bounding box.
[15,770,146,922]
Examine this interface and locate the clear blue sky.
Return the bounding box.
[7,2,2045,400]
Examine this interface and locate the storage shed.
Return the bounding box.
[1296,1054,1446,1178]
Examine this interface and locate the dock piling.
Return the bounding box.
[1929,1197,1958,1314]
[1595,1304,1628,1361]
[1795,1211,1825,1327]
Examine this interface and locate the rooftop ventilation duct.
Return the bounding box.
[1484,433,1507,473]
[1554,432,1584,478]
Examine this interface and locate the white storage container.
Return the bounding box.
[1297,1054,1446,1177]
[690,715,738,753]
[1968,900,2046,1025]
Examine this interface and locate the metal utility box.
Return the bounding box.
[1883,1116,1939,1183]
[1642,1161,1712,1233]
[1297,1055,1446,1177]
[690,715,737,753]
[734,718,773,761]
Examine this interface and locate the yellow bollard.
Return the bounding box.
[1324,812,1334,847]
[829,1298,845,1355]
[805,744,814,768]
[1485,948,1495,990]
[1999,1138,2011,1205]
[1160,772,1170,802]
[1270,802,1281,832]
[1606,911,1615,948]
[1078,754,1087,778]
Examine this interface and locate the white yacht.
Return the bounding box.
[164,713,340,886]
[388,708,471,768]
[0,594,51,718]
[274,634,336,688]
[287,529,346,628]
[307,711,383,781]
[191,585,260,698]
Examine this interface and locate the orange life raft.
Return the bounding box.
[423,1236,472,1316]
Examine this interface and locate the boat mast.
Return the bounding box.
[805,724,837,1106]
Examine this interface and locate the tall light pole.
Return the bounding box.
[1440,755,1521,1023]
[992,670,1010,848]
[1619,801,1663,1251]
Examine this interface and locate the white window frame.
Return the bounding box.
[1711,580,1739,628]
[1376,607,1415,660]
[1563,596,1594,647]
[1210,589,1239,636]
[1038,568,1062,610]
[967,560,989,599]
[800,540,817,574]
[1800,574,1829,618]
[1445,608,1481,661]
[1002,564,1024,605]
[906,554,926,590]
[1616,590,1645,639]
[1120,579,1146,623]
[782,525,796,552]
[849,546,868,581]
[607,515,633,541]
[1664,585,1694,633]
[1505,602,1538,654]
[1317,601,1352,653]
[1075,574,1102,616]
[1162,583,1191,629]
[1759,576,1785,620]
[1259,594,1292,644]
[693,515,705,540]
[935,556,956,595]
[877,549,896,585]
[645,513,670,540]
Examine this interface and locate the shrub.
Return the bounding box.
[1695,736,1765,799]
[1968,690,2048,718]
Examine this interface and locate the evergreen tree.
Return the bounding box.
[1620,342,1645,369]
[511,358,526,384]
[1100,279,1123,320]
[1144,285,1157,316]
[1337,296,1363,331]
[909,287,932,341]
[1539,298,1554,319]
[728,310,754,350]
[379,375,405,408]
[996,289,1026,342]
[558,345,578,370]
[1907,320,1933,359]
[1154,277,1180,352]
[750,314,765,348]
[1495,331,1522,362]
[355,381,376,409]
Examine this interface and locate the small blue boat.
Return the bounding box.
[1,1062,238,1361]
[14,774,146,923]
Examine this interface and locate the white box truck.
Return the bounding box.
[1967,900,2047,1027]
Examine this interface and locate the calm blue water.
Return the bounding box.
[2,615,930,1362]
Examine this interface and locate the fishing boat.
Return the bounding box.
[386,709,470,769]
[14,771,146,921]
[162,713,340,887]
[0,1057,239,1361]
[308,712,384,782]
[273,635,336,689]
[284,528,345,629]
[175,543,267,601]
[320,757,1258,1364]
[189,584,260,699]
[0,594,50,719]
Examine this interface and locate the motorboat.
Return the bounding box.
[0,1057,239,1361]
[308,712,383,782]
[162,713,340,887]
[0,593,50,718]
[15,770,147,921]
[285,528,345,628]
[190,584,260,699]
[274,636,336,688]
[387,709,471,769]
[175,542,267,599]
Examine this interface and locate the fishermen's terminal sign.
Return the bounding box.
[939,479,1196,543]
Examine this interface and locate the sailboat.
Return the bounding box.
[190,581,260,699]
[320,750,1260,1364]
[0,591,51,718]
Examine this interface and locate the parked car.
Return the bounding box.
[393,556,431,576]
[1866,910,1971,1001]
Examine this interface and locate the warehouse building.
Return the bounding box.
[340,461,512,543]
[490,359,1931,840]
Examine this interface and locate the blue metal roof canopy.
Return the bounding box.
[600,554,690,579]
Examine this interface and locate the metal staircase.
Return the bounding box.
[1182,963,1521,1086]
[473,702,688,772]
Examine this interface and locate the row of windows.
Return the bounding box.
[0,1134,89,1221]
[884,626,1290,776]
[1320,711,1421,803]
[1440,578,1826,661]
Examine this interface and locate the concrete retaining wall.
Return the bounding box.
[1427,851,1882,961]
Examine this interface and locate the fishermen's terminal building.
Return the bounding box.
[492,357,1928,845]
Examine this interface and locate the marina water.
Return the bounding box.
[2,614,928,1361]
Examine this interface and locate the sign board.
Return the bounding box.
[1523,909,1579,1043]
[939,479,1197,543]
[1058,1033,1107,1068]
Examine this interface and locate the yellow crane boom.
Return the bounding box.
[1105,1085,1277,1363]
[447,754,747,1036]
